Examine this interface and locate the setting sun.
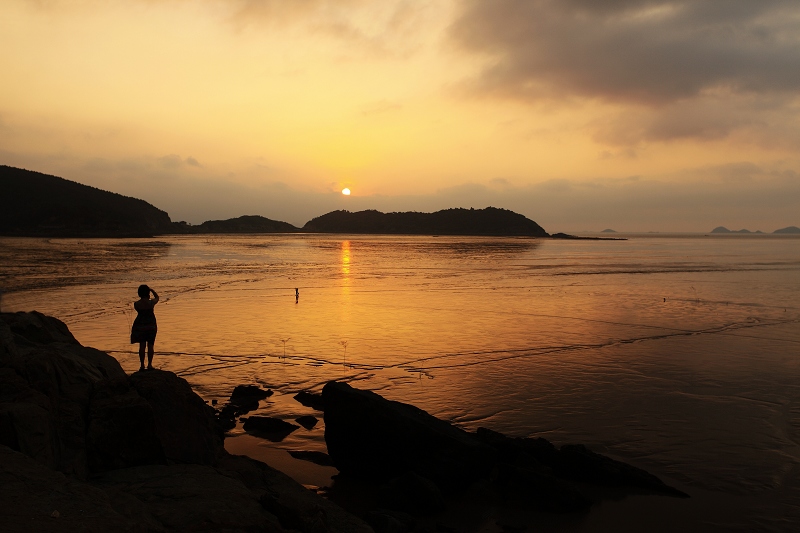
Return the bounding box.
[342,188,351,196]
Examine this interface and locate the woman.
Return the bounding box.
[131,284,159,371]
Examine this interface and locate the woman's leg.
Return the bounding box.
[138,342,146,370]
[147,341,155,369]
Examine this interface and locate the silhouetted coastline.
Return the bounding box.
[3,166,550,238]
[0,165,173,237]
[302,208,548,237]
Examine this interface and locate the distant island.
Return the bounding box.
[174,215,298,234]
[302,208,548,237]
[774,226,800,234]
[1,166,549,238]
[710,226,795,234]
[601,229,617,233]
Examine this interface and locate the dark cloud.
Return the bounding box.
[451,0,800,106]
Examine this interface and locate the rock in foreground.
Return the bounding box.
[322,380,687,519]
[323,381,495,488]
[0,312,373,533]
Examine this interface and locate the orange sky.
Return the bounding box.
[2,0,799,231]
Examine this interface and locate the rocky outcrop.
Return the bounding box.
[322,380,687,520]
[0,312,373,533]
[322,381,495,489]
[0,445,147,533]
[1,311,130,477]
[86,377,165,472]
[130,369,224,465]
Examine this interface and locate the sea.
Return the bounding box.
[2,233,799,531]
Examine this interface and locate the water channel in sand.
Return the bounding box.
[2,233,799,530]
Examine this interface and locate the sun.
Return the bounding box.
[342,188,351,195]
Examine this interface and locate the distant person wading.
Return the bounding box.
[131,284,159,371]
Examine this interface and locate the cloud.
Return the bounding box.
[226,0,436,58]
[451,0,800,106]
[360,99,403,116]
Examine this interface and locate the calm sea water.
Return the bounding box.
[2,234,799,531]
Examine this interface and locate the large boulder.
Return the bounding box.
[129,369,224,465]
[86,377,165,472]
[0,312,129,478]
[217,453,374,533]
[322,381,687,519]
[475,428,688,498]
[0,444,146,533]
[322,381,495,488]
[94,463,284,533]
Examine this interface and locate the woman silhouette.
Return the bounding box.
[131,284,159,371]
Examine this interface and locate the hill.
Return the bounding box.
[774,226,800,234]
[0,166,173,237]
[184,215,298,234]
[710,227,758,234]
[302,207,548,236]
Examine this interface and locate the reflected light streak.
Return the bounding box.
[341,240,351,277]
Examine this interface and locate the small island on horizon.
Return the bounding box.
[711,225,798,234]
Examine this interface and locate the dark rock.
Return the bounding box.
[294,390,326,411]
[231,384,273,406]
[243,416,300,442]
[94,463,284,532]
[365,508,416,533]
[476,427,686,499]
[218,453,374,533]
[493,462,590,513]
[288,450,334,466]
[377,472,446,516]
[475,428,591,512]
[322,381,495,488]
[555,444,689,498]
[130,369,224,465]
[85,377,165,472]
[216,384,274,430]
[476,427,558,469]
[0,444,146,532]
[1,311,79,346]
[0,367,53,467]
[1,312,130,478]
[295,415,318,429]
[216,404,240,431]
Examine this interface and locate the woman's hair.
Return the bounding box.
[137,284,150,299]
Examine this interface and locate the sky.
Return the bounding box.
[2,0,800,232]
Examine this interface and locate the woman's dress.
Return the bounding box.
[130,306,157,344]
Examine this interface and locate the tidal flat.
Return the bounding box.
[2,233,799,531]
